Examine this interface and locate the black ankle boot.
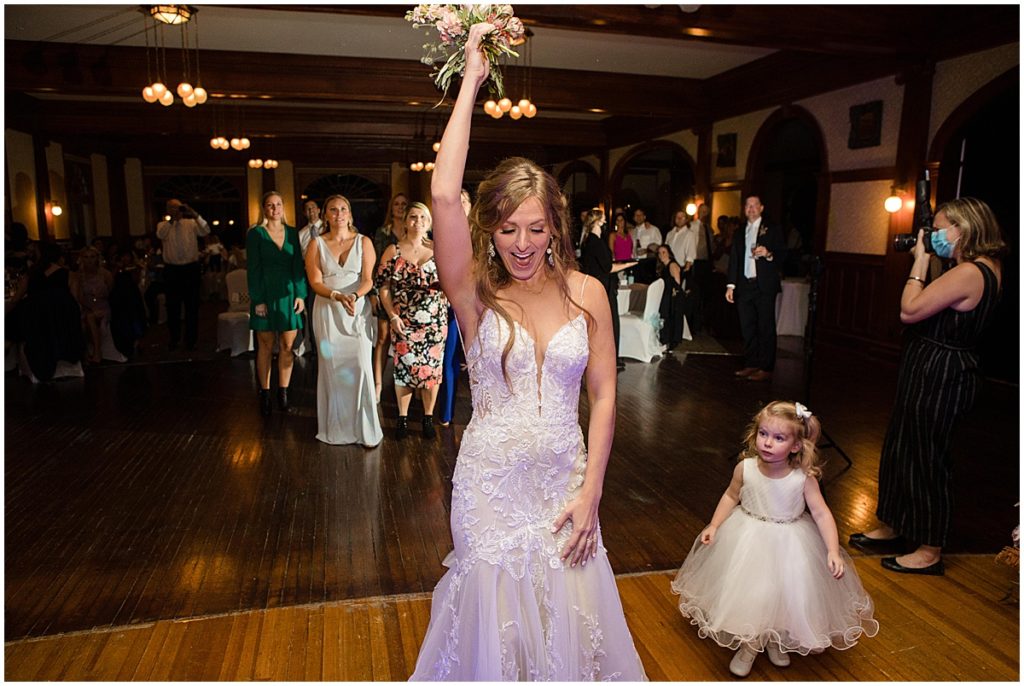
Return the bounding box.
[277,387,290,412]
[422,416,436,439]
[259,389,272,417]
[396,416,409,439]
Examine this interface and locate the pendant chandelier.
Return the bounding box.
[140,5,208,107]
[483,29,537,120]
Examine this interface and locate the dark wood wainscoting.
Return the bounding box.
[817,252,900,359]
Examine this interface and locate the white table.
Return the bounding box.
[775,278,810,336]
[617,284,646,314]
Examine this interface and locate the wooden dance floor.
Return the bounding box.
[4,325,1019,680]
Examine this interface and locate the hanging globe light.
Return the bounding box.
[509,105,523,120]
[483,100,498,115]
[230,138,242,150]
[219,138,230,150]
[142,86,157,103]
[152,82,167,98]
[176,82,194,99]
[518,98,530,110]
[240,138,251,149]
[525,103,538,118]
[183,93,197,108]
[497,97,512,112]
[424,162,435,172]
[159,90,174,106]
[432,141,441,153]
[193,87,208,104]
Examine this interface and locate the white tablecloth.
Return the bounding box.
[775,278,810,336]
[617,284,646,314]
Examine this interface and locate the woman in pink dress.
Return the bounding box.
[608,214,635,261]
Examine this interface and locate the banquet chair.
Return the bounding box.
[216,269,254,356]
[618,278,666,362]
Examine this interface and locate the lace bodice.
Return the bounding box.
[739,458,807,522]
[451,308,591,574]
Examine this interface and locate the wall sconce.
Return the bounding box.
[49,203,63,217]
[884,187,904,213]
[685,202,698,216]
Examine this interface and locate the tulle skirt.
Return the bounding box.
[410,548,647,681]
[671,510,878,655]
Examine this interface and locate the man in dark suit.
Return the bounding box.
[725,194,786,382]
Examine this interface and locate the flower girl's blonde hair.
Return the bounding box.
[739,400,823,479]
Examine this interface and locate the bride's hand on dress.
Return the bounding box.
[463,23,494,90]
[553,494,600,568]
[700,525,717,545]
[827,551,845,579]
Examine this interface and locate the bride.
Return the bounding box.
[409,23,647,681]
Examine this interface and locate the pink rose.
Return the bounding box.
[417,365,433,379]
[395,340,410,356]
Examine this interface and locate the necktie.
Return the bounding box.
[745,224,756,278]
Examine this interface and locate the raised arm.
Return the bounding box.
[431,23,493,321]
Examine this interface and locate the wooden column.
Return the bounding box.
[32,135,51,242]
[693,123,712,204]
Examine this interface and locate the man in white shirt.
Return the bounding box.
[632,208,662,257]
[664,210,694,267]
[295,198,323,355]
[156,198,210,351]
[297,199,323,257]
[725,195,786,381]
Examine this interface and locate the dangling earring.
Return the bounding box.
[546,246,554,267]
[487,242,496,264]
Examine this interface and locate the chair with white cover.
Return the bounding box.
[216,269,253,356]
[618,279,666,362]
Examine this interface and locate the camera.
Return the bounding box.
[893,174,934,253]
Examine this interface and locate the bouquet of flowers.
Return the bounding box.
[406,4,525,100]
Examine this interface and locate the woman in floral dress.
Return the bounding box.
[376,202,448,439]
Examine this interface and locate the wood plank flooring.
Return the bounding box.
[5,559,1018,681]
[4,309,1019,679]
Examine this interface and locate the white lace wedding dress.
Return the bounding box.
[410,303,647,681]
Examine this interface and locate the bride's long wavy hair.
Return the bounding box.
[468,157,585,384]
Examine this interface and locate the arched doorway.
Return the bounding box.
[301,174,386,237]
[609,142,695,230]
[930,72,1018,382]
[746,107,827,277]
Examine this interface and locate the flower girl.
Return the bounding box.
[671,401,878,677]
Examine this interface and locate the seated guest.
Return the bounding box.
[656,244,691,349]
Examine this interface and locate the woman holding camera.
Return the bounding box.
[850,197,1004,575]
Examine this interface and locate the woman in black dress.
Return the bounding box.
[578,209,634,368]
[655,244,690,350]
[850,197,1005,575]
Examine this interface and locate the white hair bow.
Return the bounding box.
[795,402,813,420]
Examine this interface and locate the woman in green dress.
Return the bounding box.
[247,191,307,416]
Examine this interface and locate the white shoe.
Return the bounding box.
[766,643,790,667]
[729,646,757,677]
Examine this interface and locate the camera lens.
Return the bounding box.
[893,233,916,252]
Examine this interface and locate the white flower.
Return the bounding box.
[401,352,417,366]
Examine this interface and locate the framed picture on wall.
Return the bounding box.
[716,133,737,168]
[848,100,883,149]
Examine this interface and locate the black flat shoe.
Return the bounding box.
[881,556,944,576]
[396,416,408,440]
[422,416,436,439]
[848,532,911,555]
[259,389,272,417]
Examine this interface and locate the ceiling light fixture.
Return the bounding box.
[140,6,207,107]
